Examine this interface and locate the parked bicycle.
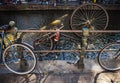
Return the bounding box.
[33,14,68,56]
[98,42,120,71]
[0,21,36,75]
[21,14,81,63]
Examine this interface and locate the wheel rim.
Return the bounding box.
[98,42,120,71]
[70,3,109,37]
[3,44,36,75]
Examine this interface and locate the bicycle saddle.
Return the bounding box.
[50,20,61,26]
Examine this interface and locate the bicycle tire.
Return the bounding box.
[3,43,37,75]
[98,42,120,71]
[70,3,109,37]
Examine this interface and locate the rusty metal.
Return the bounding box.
[34,50,81,53]
[17,30,120,33]
[33,49,118,53]
[5,49,118,53]
[34,49,119,53]
[0,30,119,33]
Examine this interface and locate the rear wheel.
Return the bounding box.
[3,43,36,75]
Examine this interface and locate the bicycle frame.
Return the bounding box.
[0,30,13,63]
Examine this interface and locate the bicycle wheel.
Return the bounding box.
[33,33,53,56]
[3,43,37,75]
[70,3,109,37]
[98,42,120,71]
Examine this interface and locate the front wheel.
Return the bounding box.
[98,42,120,71]
[3,43,37,75]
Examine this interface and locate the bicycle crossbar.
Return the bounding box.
[18,30,120,33]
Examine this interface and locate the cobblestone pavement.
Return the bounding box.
[0,59,120,83]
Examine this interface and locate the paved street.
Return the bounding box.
[0,59,120,83]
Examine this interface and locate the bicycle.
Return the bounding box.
[33,14,80,61]
[21,14,81,63]
[98,42,120,71]
[21,14,68,56]
[70,3,109,38]
[0,21,37,75]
